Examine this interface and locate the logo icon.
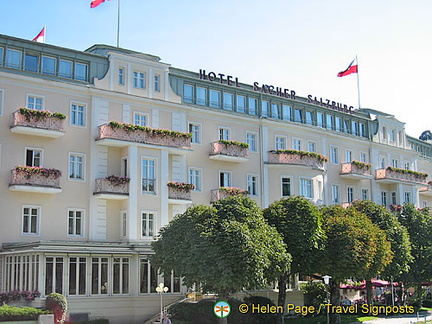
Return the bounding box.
[214,301,231,318]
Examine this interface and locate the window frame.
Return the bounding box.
[188,167,202,192]
[299,178,313,199]
[68,152,86,181]
[26,94,45,111]
[247,174,259,197]
[133,112,148,126]
[67,208,84,237]
[141,157,157,194]
[281,176,292,197]
[22,205,41,236]
[246,131,258,152]
[188,122,202,145]
[133,71,145,89]
[70,101,87,127]
[141,211,156,238]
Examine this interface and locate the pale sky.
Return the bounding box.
[1,0,431,138]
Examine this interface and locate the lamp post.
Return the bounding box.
[156,282,169,323]
[322,275,331,324]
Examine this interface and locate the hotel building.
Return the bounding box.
[0,33,431,323]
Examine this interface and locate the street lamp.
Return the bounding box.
[322,275,331,324]
[156,282,169,324]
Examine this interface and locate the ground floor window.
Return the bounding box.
[139,259,181,294]
[4,254,39,291]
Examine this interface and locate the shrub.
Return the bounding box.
[0,290,40,304]
[301,281,327,315]
[0,304,50,321]
[46,293,68,324]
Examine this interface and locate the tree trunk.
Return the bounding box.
[366,279,373,306]
[329,280,341,324]
[276,273,288,324]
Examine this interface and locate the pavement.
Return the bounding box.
[362,311,432,324]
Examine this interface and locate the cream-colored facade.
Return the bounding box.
[1,34,432,323]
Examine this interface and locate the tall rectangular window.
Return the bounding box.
[6,49,22,69]
[360,123,366,137]
[68,257,86,296]
[275,136,286,150]
[391,192,397,205]
[294,109,303,123]
[184,84,193,103]
[59,59,73,78]
[261,100,269,117]
[113,257,129,294]
[292,139,302,151]
[69,153,85,180]
[219,127,230,141]
[282,105,291,121]
[68,209,84,237]
[360,152,367,163]
[352,121,359,136]
[0,48,3,66]
[317,113,325,128]
[45,257,64,295]
[246,132,257,152]
[71,103,86,126]
[307,141,316,153]
[248,98,257,115]
[24,53,39,73]
[42,56,56,75]
[22,206,40,235]
[281,177,291,197]
[189,122,201,144]
[27,95,44,110]
[139,259,158,294]
[196,87,207,106]
[330,146,339,164]
[26,148,42,167]
[343,120,350,133]
[271,103,280,119]
[332,185,340,204]
[154,75,160,92]
[381,191,387,206]
[345,150,353,163]
[133,71,145,88]
[118,67,125,85]
[91,257,108,295]
[219,171,231,188]
[142,159,156,193]
[305,111,313,125]
[189,168,202,192]
[300,178,313,199]
[134,112,147,126]
[326,115,334,130]
[121,211,127,237]
[209,90,220,108]
[236,95,246,113]
[223,92,233,110]
[75,63,88,81]
[362,189,369,200]
[347,187,354,203]
[404,192,411,203]
[247,175,258,197]
[335,117,342,132]
[142,212,155,237]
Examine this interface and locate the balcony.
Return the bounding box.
[340,162,372,180]
[167,182,194,204]
[96,122,192,151]
[209,140,249,162]
[10,108,66,138]
[9,166,62,194]
[267,150,327,170]
[93,176,129,200]
[375,167,428,185]
[210,188,248,203]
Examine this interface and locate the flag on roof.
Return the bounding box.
[90,0,110,8]
[32,27,45,43]
[337,59,358,77]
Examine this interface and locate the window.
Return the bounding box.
[381,191,387,206]
[359,152,367,163]
[219,127,230,140]
[134,112,147,126]
[345,150,353,163]
[360,123,366,137]
[261,100,269,117]
[154,74,160,92]
[209,90,220,108]
[45,257,64,295]
[0,47,3,66]
[121,211,127,237]
[59,59,72,78]
[392,159,398,168]
[189,122,201,144]
[69,153,85,180]
[142,212,155,237]
[196,87,207,106]
[294,109,303,123]
[390,129,396,142]
[398,131,403,145]
[347,187,354,203]
[404,162,410,170]
[139,259,158,294]
[4,254,39,292]
[380,157,386,169]
[68,257,86,296]
[118,67,125,85]
[142,159,156,193]
[300,178,313,199]
[282,105,291,121]
[91,257,108,295]
[223,92,233,110]
[75,63,88,81]
[281,177,291,197]
[112,257,129,294]
[343,120,350,133]
[326,115,334,130]
[335,117,342,132]
[70,102,86,126]
[271,103,280,119]
[246,132,257,152]
[275,136,286,150]
[331,185,340,204]
[317,113,324,128]
[184,84,193,103]
[189,168,202,191]
[0,89,3,116]
[391,192,397,205]
[42,56,56,75]
[307,141,316,153]
[247,175,258,197]
[236,95,246,113]
[330,146,339,164]
[6,49,22,69]
[292,139,301,151]
[362,189,369,200]
[133,71,145,88]
[26,148,42,167]
[219,171,231,188]
[305,111,313,125]
[351,121,359,135]
[27,95,43,110]
[382,127,387,140]
[404,192,411,203]
[248,98,257,115]
[68,209,84,237]
[24,53,39,72]
[22,206,40,235]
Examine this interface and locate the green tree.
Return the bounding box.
[263,196,323,324]
[151,196,290,299]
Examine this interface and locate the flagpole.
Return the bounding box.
[356,55,361,108]
[116,0,120,47]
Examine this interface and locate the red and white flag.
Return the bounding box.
[90,0,110,8]
[32,27,45,43]
[337,59,358,77]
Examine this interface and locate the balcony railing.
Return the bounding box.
[10,109,65,137]
[375,168,428,185]
[210,188,248,203]
[94,178,129,197]
[168,187,192,201]
[9,167,61,193]
[340,162,372,178]
[267,150,327,170]
[97,123,192,149]
[209,141,249,162]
